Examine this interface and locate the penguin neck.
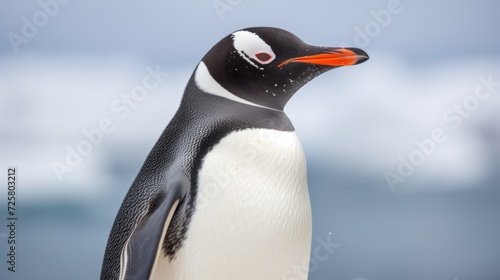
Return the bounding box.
[179,72,295,133]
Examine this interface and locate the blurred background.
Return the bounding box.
[1,0,499,279]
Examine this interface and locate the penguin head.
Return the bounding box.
[195,27,369,111]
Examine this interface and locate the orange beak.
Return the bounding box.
[278,47,369,68]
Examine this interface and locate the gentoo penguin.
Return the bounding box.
[101,27,368,280]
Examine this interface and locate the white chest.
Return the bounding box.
[154,128,312,280]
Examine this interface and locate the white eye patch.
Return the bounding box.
[232,30,276,70]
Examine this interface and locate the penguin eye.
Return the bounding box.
[254,52,274,64]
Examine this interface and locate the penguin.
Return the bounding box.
[100,27,368,280]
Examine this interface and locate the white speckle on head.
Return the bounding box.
[194,61,278,111]
[232,30,276,70]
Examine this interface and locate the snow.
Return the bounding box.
[1,52,499,201]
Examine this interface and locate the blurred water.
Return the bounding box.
[1,168,499,280]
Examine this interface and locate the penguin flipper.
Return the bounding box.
[120,178,188,280]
